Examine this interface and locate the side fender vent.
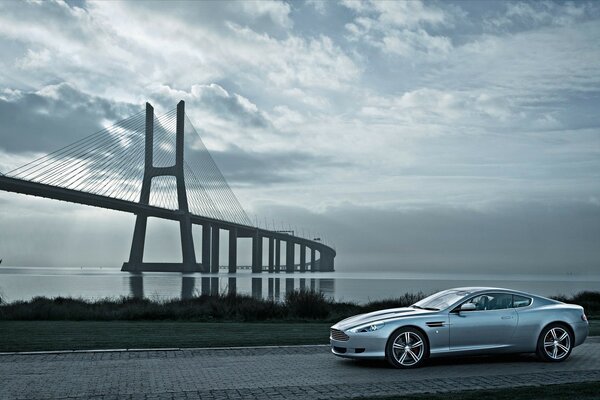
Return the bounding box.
[426,321,445,328]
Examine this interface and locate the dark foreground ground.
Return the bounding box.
[1,338,599,400]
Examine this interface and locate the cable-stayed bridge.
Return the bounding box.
[0,101,335,273]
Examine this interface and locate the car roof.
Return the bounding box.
[448,287,534,297]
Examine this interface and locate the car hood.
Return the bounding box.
[332,307,437,331]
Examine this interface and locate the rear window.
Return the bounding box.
[513,295,532,308]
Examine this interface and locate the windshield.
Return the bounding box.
[412,289,472,311]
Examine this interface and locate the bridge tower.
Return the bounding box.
[122,101,203,272]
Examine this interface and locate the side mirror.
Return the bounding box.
[460,303,476,312]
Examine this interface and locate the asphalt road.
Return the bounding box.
[1,338,599,400]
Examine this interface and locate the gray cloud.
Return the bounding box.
[211,145,346,185]
[0,83,138,154]
[149,84,272,130]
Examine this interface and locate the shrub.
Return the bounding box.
[362,292,426,313]
[285,289,330,319]
[552,291,600,316]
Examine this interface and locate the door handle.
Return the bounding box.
[501,315,513,320]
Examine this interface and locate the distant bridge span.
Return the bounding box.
[0,101,335,273]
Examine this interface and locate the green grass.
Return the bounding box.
[357,381,600,400]
[0,321,331,352]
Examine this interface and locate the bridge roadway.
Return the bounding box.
[0,175,336,273]
[1,339,599,399]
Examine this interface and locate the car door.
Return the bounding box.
[449,292,518,351]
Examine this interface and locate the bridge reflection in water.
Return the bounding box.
[128,274,335,301]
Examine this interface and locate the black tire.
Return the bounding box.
[386,327,428,369]
[536,323,573,362]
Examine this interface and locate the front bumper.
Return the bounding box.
[330,331,387,359]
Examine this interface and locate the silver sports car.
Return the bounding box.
[330,287,589,368]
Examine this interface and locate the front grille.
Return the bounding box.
[331,329,349,341]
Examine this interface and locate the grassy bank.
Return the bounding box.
[1,290,597,322]
[0,321,331,352]
[0,291,423,322]
[359,381,600,400]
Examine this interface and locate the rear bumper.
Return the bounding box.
[572,321,589,347]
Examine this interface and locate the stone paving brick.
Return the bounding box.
[1,343,599,399]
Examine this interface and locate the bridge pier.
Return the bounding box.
[311,248,316,271]
[286,241,295,273]
[300,244,306,272]
[179,215,197,272]
[275,239,281,273]
[211,227,220,273]
[202,223,211,271]
[252,233,262,273]
[268,237,275,273]
[228,228,237,273]
[318,251,335,272]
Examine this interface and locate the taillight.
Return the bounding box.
[582,313,588,321]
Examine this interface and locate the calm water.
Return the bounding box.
[1,267,599,304]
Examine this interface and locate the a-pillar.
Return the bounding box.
[275,239,281,273]
[228,228,237,273]
[202,223,211,272]
[211,227,220,273]
[268,237,275,273]
[286,241,295,273]
[300,244,306,272]
[252,233,262,273]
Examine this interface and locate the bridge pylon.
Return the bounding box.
[122,101,204,273]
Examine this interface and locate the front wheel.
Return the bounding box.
[537,324,573,362]
[386,327,428,369]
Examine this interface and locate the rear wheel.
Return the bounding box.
[537,324,573,362]
[386,327,428,369]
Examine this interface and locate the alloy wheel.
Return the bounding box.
[391,331,425,367]
[543,327,571,360]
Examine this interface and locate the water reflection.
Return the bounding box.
[129,273,144,299]
[128,273,335,301]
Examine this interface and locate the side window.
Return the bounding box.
[513,295,532,308]
[487,293,513,310]
[462,293,513,311]
[464,295,491,311]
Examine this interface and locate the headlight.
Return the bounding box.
[349,322,385,333]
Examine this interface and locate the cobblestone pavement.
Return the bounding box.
[1,339,599,399]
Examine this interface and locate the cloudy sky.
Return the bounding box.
[0,0,599,275]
